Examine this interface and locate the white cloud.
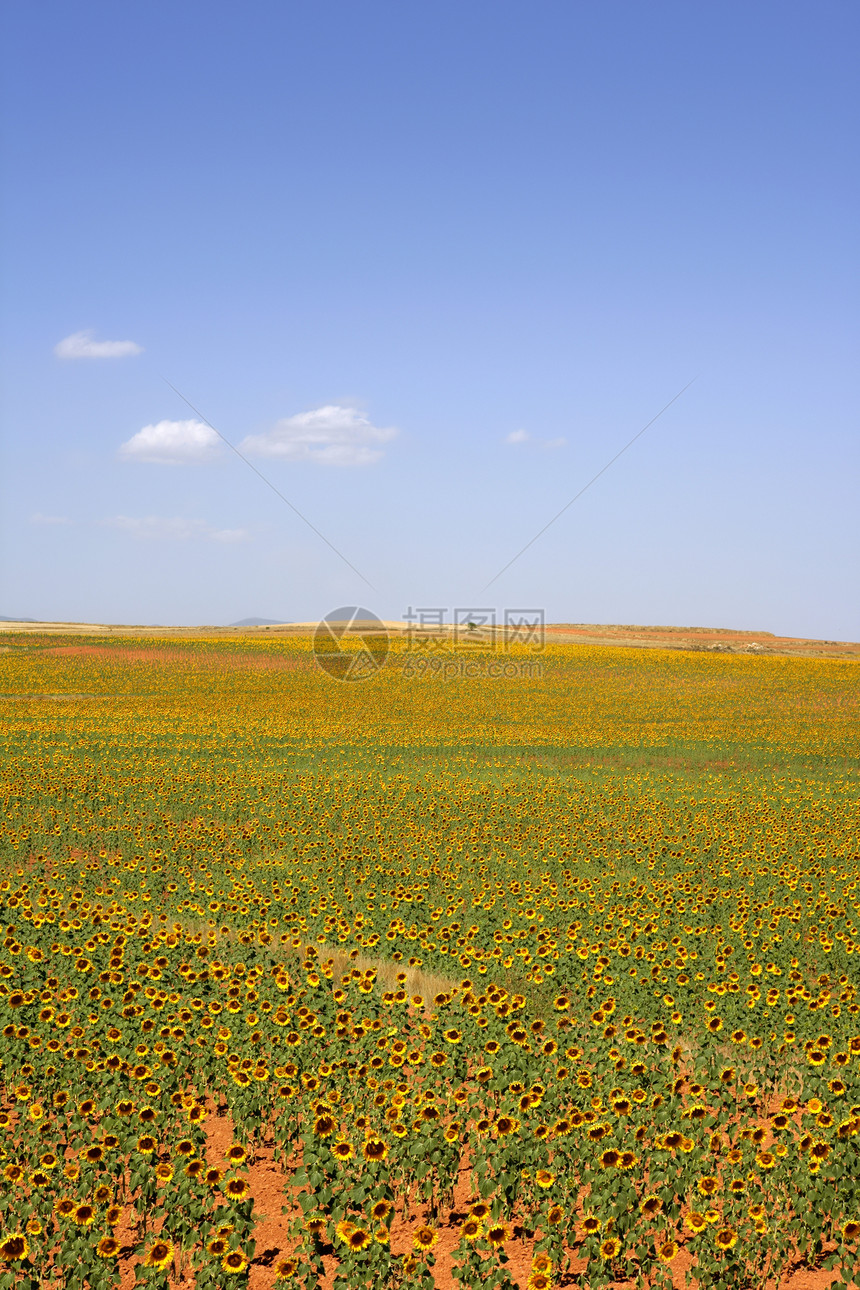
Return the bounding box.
[55,330,143,359]
[241,405,397,467]
[504,428,566,450]
[208,527,249,544]
[30,513,72,525]
[119,419,221,465]
[102,516,249,543]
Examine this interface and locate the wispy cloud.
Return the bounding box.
[241,405,397,467]
[119,419,222,465]
[55,330,143,359]
[30,512,72,526]
[504,428,566,449]
[102,516,249,543]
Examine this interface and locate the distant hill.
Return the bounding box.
[0,615,38,622]
[228,617,291,627]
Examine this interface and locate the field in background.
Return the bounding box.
[2,617,858,661]
[0,634,858,1289]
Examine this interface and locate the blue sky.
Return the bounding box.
[2,0,857,636]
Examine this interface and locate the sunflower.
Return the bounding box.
[332,1140,354,1161]
[600,1148,620,1169]
[73,1204,96,1227]
[535,1169,554,1188]
[714,1228,738,1251]
[842,1220,860,1242]
[144,1240,174,1270]
[226,1145,247,1165]
[600,1237,621,1260]
[224,1177,250,1199]
[528,1275,552,1290]
[221,1251,248,1273]
[274,1257,299,1279]
[205,1168,223,1187]
[581,1215,601,1234]
[413,1226,438,1251]
[347,1227,372,1252]
[639,1196,661,1218]
[363,1139,388,1163]
[461,1218,483,1240]
[371,1199,392,1221]
[657,1239,678,1263]
[137,1136,157,1155]
[313,1115,336,1138]
[0,1234,28,1261]
[207,1237,229,1257]
[685,1211,708,1234]
[486,1223,508,1248]
[698,1175,720,1196]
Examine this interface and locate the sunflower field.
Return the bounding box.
[0,632,858,1289]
